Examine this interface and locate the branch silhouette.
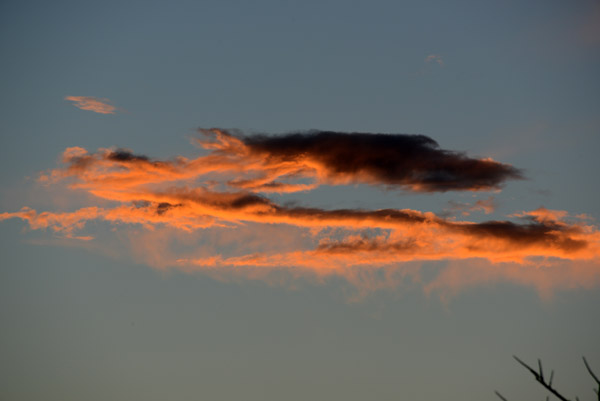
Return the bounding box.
[513,356,569,401]
[582,357,600,401]
[495,356,599,401]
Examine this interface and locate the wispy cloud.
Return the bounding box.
[65,96,117,114]
[444,197,497,216]
[1,129,599,297]
[425,54,444,66]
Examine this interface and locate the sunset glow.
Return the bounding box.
[3,129,599,294]
[2,2,599,399]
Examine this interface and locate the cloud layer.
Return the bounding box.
[2,129,598,296]
[65,96,117,114]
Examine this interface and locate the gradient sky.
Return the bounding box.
[1,0,600,400]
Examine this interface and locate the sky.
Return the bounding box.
[1,0,599,400]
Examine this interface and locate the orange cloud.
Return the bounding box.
[185,209,599,269]
[65,96,117,114]
[2,132,599,297]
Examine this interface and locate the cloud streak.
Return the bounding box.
[2,129,598,297]
[445,197,497,216]
[65,96,117,114]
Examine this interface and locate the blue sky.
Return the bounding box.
[1,0,599,400]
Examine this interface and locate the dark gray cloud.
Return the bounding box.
[241,130,523,191]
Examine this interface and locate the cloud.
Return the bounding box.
[4,188,595,264]
[445,197,497,216]
[1,130,599,297]
[65,96,117,114]
[36,129,522,194]
[425,54,444,66]
[198,129,523,192]
[183,206,598,267]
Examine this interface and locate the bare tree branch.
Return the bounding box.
[513,355,571,401]
[497,355,598,401]
[583,357,600,401]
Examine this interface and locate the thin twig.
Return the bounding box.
[514,355,539,377]
[494,390,508,401]
[539,359,545,382]
[583,357,600,384]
